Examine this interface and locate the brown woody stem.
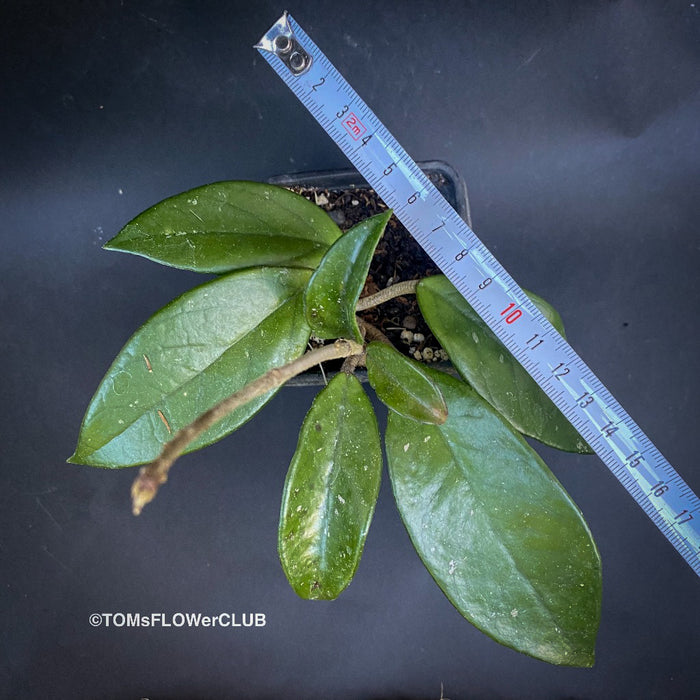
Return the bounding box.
[355,279,420,311]
[356,316,392,346]
[131,338,364,516]
[340,348,366,374]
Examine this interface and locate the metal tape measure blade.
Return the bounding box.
[256,12,700,576]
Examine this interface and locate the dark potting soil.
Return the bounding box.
[289,176,449,370]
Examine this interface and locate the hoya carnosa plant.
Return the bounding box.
[70,181,602,667]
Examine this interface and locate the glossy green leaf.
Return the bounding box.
[530,289,567,337]
[69,267,311,467]
[366,341,447,424]
[279,372,382,600]
[417,275,590,453]
[386,369,602,666]
[304,210,392,342]
[105,181,342,273]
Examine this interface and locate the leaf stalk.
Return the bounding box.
[355,279,419,311]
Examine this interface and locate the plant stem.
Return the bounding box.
[357,317,392,346]
[340,349,366,374]
[355,279,420,311]
[131,338,364,516]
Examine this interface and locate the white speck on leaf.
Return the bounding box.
[403,443,410,452]
[511,608,519,618]
[448,559,457,575]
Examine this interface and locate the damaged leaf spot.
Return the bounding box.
[157,409,172,434]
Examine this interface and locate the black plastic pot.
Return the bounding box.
[267,160,471,385]
[268,160,471,228]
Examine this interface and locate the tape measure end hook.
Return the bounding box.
[255,11,312,75]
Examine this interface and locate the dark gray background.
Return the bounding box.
[1,1,699,698]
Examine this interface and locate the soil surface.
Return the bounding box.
[290,176,450,369]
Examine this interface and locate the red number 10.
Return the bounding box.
[500,302,522,324]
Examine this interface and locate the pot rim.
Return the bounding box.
[267,159,472,228]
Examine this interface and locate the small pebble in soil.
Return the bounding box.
[329,210,346,226]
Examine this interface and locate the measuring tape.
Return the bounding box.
[256,12,700,576]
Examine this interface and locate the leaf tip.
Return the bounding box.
[102,233,127,252]
[295,580,341,601]
[562,647,596,668]
[66,444,93,465]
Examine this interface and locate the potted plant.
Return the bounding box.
[69,169,601,667]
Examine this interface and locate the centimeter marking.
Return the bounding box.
[256,12,700,576]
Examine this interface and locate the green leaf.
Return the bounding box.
[105,181,342,273]
[529,289,567,337]
[366,341,447,424]
[386,369,602,667]
[69,267,311,467]
[304,210,391,342]
[279,372,382,600]
[417,275,590,453]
